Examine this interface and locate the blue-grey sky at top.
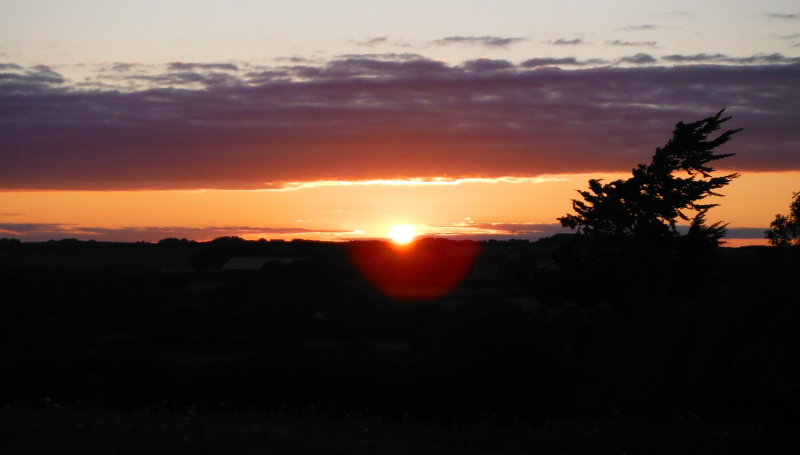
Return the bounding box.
[1,0,798,66]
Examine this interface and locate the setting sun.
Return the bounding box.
[389,225,416,244]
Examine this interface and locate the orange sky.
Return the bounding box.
[1,171,796,244]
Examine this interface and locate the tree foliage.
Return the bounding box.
[558,110,741,247]
[765,192,800,246]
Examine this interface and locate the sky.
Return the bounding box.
[1,0,799,244]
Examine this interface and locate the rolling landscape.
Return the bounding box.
[2,231,799,453]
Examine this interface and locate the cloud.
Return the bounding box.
[607,40,658,47]
[0,65,65,88]
[1,213,24,217]
[430,222,573,239]
[1,59,798,190]
[168,62,239,71]
[357,37,388,47]
[617,25,661,30]
[0,223,354,242]
[519,57,609,68]
[550,38,584,45]
[618,53,657,65]
[766,13,798,19]
[273,56,321,64]
[430,36,526,48]
[336,53,426,61]
[462,58,515,72]
[271,176,567,191]
[126,71,242,87]
[725,227,773,239]
[662,53,800,64]
[104,62,144,72]
[0,221,768,243]
[661,53,728,63]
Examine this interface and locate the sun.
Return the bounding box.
[389,225,416,244]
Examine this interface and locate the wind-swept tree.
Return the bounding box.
[765,192,800,246]
[558,110,741,248]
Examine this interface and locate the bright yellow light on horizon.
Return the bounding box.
[389,225,416,244]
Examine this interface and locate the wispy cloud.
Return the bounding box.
[273,56,321,64]
[103,62,144,72]
[430,36,526,48]
[271,176,568,191]
[336,53,426,61]
[519,57,608,67]
[168,62,239,71]
[766,13,798,19]
[0,223,355,242]
[607,40,657,47]
[357,37,388,47]
[422,222,574,241]
[618,53,657,65]
[617,25,662,30]
[550,38,584,45]
[662,52,800,64]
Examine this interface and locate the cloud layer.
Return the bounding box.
[0,223,355,243]
[1,56,799,190]
[0,222,769,243]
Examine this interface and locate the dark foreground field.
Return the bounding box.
[1,237,799,453]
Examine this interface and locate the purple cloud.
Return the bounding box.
[662,53,800,64]
[1,58,798,190]
[168,62,239,71]
[618,53,657,64]
[519,57,609,68]
[430,36,526,47]
[607,40,658,47]
[550,38,584,45]
[462,58,515,72]
[0,223,353,242]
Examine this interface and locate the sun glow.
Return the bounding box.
[389,225,416,244]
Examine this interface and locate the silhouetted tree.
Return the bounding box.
[765,192,800,246]
[0,238,22,249]
[558,110,741,248]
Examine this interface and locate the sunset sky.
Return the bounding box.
[1,0,798,245]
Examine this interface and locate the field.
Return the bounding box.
[1,237,799,453]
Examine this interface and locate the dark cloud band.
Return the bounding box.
[1,58,798,190]
[0,223,352,242]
